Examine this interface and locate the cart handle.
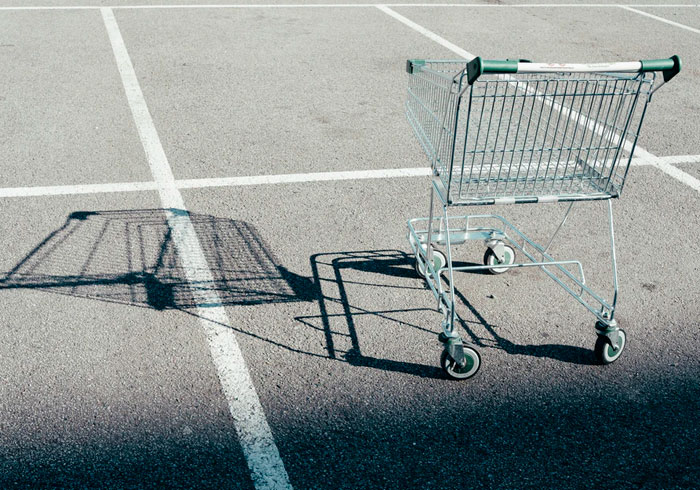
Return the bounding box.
[466,55,681,85]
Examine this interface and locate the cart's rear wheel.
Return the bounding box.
[416,249,446,277]
[595,329,626,364]
[440,346,481,380]
[484,244,516,274]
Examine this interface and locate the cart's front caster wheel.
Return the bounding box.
[416,249,446,277]
[484,244,516,275]
[595,329,627,365]
[440,345,481,380]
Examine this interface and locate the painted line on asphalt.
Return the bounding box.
[621,5,700,33]
[377,4,473,58]
[649,154,700,165]
[631,149,700,192]
[111,3,700,8]
[101,7,292,490]
[1,156,699,199]
[174,167,432,189]
[3,3,696,10]
[0,181,160,198]
[650,160,700,192]
[628,145,700,192]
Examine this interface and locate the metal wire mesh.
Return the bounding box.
[406,62,655,205]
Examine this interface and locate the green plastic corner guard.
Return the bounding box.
[467,57,518,85]
[640,55,682,82]
[406,59,425,74]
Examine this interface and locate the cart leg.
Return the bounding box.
[605,199,619,321]
[426,185,436,263]
[593,200,626,364]
[436,205,483,380]
[435,204,457,348]
[594,200,620,326]
[442,205,457,340]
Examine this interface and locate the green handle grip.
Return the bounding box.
[640,55,681,82]
[467,57,518,85]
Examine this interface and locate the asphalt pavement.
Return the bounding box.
[1,2,698,488]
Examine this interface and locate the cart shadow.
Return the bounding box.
[1,212,593,370]
[0,209,315,309]
[449,260,494,275]
[0,211,443,376]
[0,211,443,375]
[298,249,597,373]
[451,287,597,365]
[295,250,445,379]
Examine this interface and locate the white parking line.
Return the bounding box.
[648,154,700,165]
[0,181,160,198]
[376,4,472,58]
[1,4,699,11]
[101,8,292,490]
[0,156,698,199]
[175,166,432,189]
[631,149,700,192]
[622,6,700,34]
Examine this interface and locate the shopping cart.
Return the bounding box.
[405,56,681,379]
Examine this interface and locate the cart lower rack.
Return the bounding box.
[404,56,681,379]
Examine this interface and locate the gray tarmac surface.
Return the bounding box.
[1,2,698,489]
[678,162,700,181]
[637,7,700,30]
[114,6,445,179]
[0,10,151,187]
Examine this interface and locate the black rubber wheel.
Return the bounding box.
[483,244,516,275]
[440,345,481,380]
[594,329,627,365]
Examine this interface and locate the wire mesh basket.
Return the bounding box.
[405,59,672,205]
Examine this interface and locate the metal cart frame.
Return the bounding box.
[404,56,681,379]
